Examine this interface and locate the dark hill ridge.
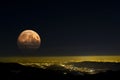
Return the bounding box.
[0,62,120,80]
[67,61,120,70]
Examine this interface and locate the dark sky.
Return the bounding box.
[0,1,120,56]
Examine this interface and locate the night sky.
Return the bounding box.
[0,1,120,56]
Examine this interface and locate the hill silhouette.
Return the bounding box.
[0,62,120,80]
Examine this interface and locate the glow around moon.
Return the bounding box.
[17,30,41,50]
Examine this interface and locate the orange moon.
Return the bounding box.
[17,30,41,50]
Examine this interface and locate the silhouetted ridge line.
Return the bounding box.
[0,62,120,80]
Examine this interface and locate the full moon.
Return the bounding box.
[17,30,41,50]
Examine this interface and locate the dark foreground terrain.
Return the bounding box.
[0,62,120,80]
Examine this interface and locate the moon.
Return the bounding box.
[17,30,41,50]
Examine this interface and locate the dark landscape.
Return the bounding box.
[0,1,119,80]
[0,62,120,80]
